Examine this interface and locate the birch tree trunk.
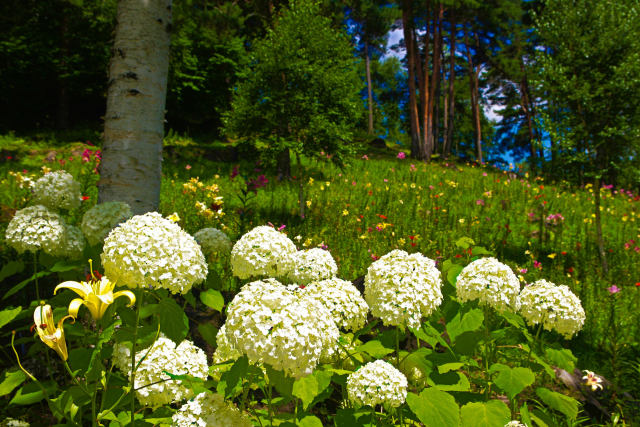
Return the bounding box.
[98,0,172,215]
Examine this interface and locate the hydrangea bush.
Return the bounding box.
[80,201,132,246]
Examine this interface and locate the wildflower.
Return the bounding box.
[582,370,603,391]
[347,360,407,408]
[185,164,192,170]
[476,199,485,206]
[397,152,406,159]
[54,270,135,321]
[342,210,349,216]
[33,304,74,361]
[533,260,542,269]
[362,154,369,160]
[167,212,180,222]
[607,285,620,294]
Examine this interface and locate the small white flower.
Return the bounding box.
[172,392,252,427]
[297,278,368,331]
[283,248,338,285]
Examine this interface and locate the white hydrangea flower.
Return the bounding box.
[114,335,209,407]
[5,205,67,255]
[81,201,132,246]
[51,225,85,259]
[225,279,339,378]
[298,278,368,331]
[347,360,408,408]
[212,324,242,364]
[364,250,443,329]
[456,257,521,312]
[32,170,81,211]
[284,248,338,285]
[517,279,586,338]
[2,418,30,427]
[101,212,207,294]
[172,392,252,427]
[194,227,232,260]
[504,422,527,427]
[230,226,297,279]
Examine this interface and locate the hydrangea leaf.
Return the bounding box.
[0,306,21,330]
[356,340,394,358]
[491,364,535,400]
[406,388,460,427]
[299,415,323,427]
[0,370,27,397]
[536,387,579,420]
[293,370,332,410]
[460,400,510,427]
[446,308,484,343]
[158,297,189,343]
[200,289,224,312]
[544,348,577,372]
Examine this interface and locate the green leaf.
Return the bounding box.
[3,271,50,300]
[299,415,323,427]
[447,308,484,342]
[198,323,218,347]
[356,340,394,358]
[219,356,248,398]
[429,370,470,391]
[10,382,46,405]
[536,387,579,420]
[455,237,475,249]
[0,306,22,330]
[293,370,332,410]
[266,364,294,398]
[520,403,533,427]
[0,260,24,282]
[158,297,189,343]
[491,364,535,400]
[0,370,27,397]
[447,264,464,287]
[438,362,464,374]
[406,388,460,427]
[471,246,492,256]
[50,260,82,272]
[200,289,225,312]
[545,348,577,372]
[460,400,511,427]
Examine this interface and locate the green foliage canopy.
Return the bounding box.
[223,0,364,163]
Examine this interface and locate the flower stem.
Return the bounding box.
[33,251,40,301]
[130,290,144,426]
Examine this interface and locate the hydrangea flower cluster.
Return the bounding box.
[284,248,338,284]
[80,201,132,246]
[230,226,297,279]
[101,212,207,294]
[455,257,521,312]
[517,279,586,338]
[172,392,252,427]
[114,335,209,407]
[31,170,81,211]
[212,324,242,364]
[224,279,339,378]
[298,278,368,331]
[364,250,443,328]
[347,360,408,408]
[5,205,67,255]
[504,422,527,427]
[194,227,232,260]
[51,224,85,260]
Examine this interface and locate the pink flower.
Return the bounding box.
[383,178,388,182]
[397,152,406,159]
[362,154,369,160]
[519,268,528,274]
[476,199,485,206]
[533,260,542,269]
[277,224,286,231]
[607,285,620,294]
[482,172,488,177]
[410,164,416,171]
[185,164,192,170]
[352,181,357,186]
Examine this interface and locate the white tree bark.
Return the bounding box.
[98,0,172,215]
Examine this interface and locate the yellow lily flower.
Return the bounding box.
[54,275,135,321]
[33,304,74,361]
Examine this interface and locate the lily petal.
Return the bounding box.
[54,281,91,298]
[113,290,136,307]
[67,298,85,319]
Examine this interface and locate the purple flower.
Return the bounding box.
[607,285,620,294]
[230,165,239,180]
[397,152,406,159]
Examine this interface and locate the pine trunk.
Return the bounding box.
[444,9,456,158]
[99,0,172,215]
[464,29,482,164]
[365,42,374,135]
[402,2,421,158]
[426,4,443,161]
